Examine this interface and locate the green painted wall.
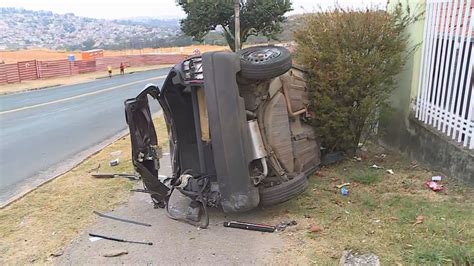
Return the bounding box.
[388,0,426,114]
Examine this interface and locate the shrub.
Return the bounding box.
[294,4,419,154]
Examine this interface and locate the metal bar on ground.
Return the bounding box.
[93,211,152,227]
[89,233,153,245]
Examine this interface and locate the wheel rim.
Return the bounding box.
[241,47,281,63]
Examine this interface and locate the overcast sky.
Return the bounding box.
[1,0,387,19]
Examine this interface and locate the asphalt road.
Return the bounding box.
[0,68,169,205]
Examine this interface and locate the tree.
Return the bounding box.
[178,0,292,51]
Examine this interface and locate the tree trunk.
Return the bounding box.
[234,0,241,52]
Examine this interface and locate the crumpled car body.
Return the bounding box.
[124,46,320,227]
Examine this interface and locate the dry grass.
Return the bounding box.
[0,65,173,95]
[0,115,168,264]
[0,45,227,64]
[268,143,474,264]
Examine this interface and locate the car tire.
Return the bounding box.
[238,46,292,80]
[259,173,309,207]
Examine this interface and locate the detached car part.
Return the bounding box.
[124,46,321,227]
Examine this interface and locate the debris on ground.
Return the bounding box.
[102,249,128,257]
[88,233,153,245]
[87,163,101,173]
[50,250,63,257]
[386,169,394,175]
[109,158,120,167]
[341,186,349,196]
[89,236,103,242]
[340,250,380,266]
[370,164,383,169]
[275,220,297,231]
[425,181,444,191]
[309,223,320,233]
[93,211,151,227]
[91,173,139,180]
[431,175,442,181]
[336,182,351,189]
[353,156,362,162]
[414,215,424,225]
[223,221,276,233]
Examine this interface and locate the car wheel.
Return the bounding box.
[238,46,292,80]
[259,172,309,207]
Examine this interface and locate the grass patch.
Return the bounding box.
[350,169,383,184]
[267,143,474,264]
[0,115,168,264]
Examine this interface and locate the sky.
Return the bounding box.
[0,0,387,20]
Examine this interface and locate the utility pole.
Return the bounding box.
[234,0,240,51]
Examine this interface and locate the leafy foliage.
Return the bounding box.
[294,4,420,154]
[178,0,292,51]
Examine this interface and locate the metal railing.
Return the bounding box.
[416,0,473,149]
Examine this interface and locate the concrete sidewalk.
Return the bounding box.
[55,155,290,265]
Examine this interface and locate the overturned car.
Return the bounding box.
[124,46,320,227]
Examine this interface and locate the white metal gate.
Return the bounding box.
[416,0,473,149]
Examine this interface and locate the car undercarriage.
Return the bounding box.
[124,46,321,227]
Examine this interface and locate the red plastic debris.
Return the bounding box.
[425,181,444,191]
[310,224,320,233]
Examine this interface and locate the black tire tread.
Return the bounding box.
[259,173,309,207]
[239,46,292,80]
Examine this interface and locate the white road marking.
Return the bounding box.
[0,75,167,115]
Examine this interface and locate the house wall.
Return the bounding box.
[382,0,474,184]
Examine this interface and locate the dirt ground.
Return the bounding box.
[0,64,173,95]
[55,156,294,265]
[0,45,227,64]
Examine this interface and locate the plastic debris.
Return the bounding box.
[310,223,320,233]
[336,182,351,189]
[431,175,442,181]
[89,236,103,242]
[386,169,394,175]
[353,156,362,162]
[341,186,349,196]
[425,181,444,191]
[109,158,120,167]
[370,164,383,169]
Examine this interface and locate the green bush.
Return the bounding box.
[294,4,419,154]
